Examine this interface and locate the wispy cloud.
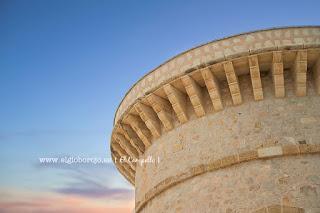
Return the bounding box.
[54,172,133,200]
[55,186,132,200]
[0,201,51,208]
[35,158,133,201]
[0,194,134,213]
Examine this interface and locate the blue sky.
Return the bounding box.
[0,0,319,212]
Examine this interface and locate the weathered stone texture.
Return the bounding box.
[109,27,320,212]
[140,156,320,213]
[135,81,320,212]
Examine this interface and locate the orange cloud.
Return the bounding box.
[0,188,134,213]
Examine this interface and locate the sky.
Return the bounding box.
[0,0,319,212]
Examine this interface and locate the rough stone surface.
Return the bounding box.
[139,156,320,213]
[109,27,320,213]
[135,82,320,205]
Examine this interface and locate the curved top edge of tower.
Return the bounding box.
[113,25,320,125]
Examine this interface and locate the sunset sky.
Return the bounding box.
[1,0,319,212]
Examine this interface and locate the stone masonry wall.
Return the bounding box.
[135,73,320,212]
[140,155,320,213]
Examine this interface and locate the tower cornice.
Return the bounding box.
[109,26,320,185]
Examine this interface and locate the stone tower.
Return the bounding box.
[110,26,320,213]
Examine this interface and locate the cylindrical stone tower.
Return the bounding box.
[110,26,320,213]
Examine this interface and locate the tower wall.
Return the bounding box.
[109,27,320,213]
[135,76,320,212]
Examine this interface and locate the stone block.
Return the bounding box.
[239,150,258,162]
[220,155,237,168]
[257,146,283,158]
[191,164,206,176]
[252,207,267,213]
[300,117,317,124]
[282,145,300,155]
[299,144,313,154]
[282,206,305,213]
[267,205,281,213]
[207,159,222,171]
[312,144,320,153]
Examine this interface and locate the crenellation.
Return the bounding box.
[134,102,161,138]
[201,67,224,111]
[292,50,308,96]
[248,55,264,100]
[111,144,136,171]
[125,114,152,149]
[114,133,139,159]
[271,51,285,98]
[121,123,145,154]
[146,93,174,131]
[223,61,242,105]
[312,57,320,94]
[163,84,188,123]
[114,152,135,179]
[181,75,206,117]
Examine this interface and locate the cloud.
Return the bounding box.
[0,201,50,208]
[56,186,132,200]
[35,161,134,200]
[0,195,134,213]
[32,155,133,202]
[54,172,133,200]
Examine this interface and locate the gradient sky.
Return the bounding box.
[0,0,319,212]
